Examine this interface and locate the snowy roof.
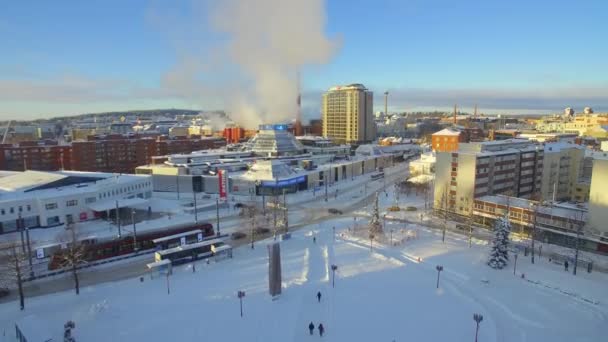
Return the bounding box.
[0,171,67,192]
[407,174,434,184]
[543,142,583,153]
[475,195,587,220]
[240,160,299,181]
[0,171,150,202]
[432,128,461,136]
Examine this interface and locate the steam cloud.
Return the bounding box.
[161,0,338,129]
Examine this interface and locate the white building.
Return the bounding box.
[0,171,152,234]
[409,152,436,176]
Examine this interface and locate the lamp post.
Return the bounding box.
[473,313,483,342]
[193,191,198,223]
[435,265,443,289]
[131,208,138,252]
[331,264,338,288]
[383,214,386,232]
[115,200,122,238]
[513,253,518,276]
[18,214,26,254]
[529,202,537,264]
[237,290,246,317]
[216,198,220,236]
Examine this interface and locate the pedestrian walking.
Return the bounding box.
[313,236,316,244]
[564,260,569,271]
[318,323,325,337]
[316,291,322,303]
[308,322,315,335]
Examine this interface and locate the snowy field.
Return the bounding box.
[1,216,606,342]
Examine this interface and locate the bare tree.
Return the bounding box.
[0,242,28,310]
[464,192,475,248]
[57,224,87,295]
[245,204,258,249]
[435,183,450,243]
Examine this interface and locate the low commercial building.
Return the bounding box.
[409,152,436,176]
[0,171,152,234]
[472,195,607,252]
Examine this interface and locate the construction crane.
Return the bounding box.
[1,120,11,144]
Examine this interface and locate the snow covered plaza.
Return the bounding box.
[1,212,605,341]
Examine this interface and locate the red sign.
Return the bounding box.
[79,212,87,221]
[218,170,228,200]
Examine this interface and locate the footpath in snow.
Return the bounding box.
[1,214,606,342]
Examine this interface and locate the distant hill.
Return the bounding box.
[1,109,228,125]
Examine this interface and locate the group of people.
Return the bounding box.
[308,291,326,337]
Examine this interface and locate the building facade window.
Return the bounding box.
[45,203,58,210]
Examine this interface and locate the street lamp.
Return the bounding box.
[237,290,246,317]
[131,208,138,252]
[435,265,444,289]
[473,313,483,342]
[331,264,338,288]
[529,202,537,264]
[383,214,386,232]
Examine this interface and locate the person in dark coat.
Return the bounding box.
[317,291,322,303]
[308,322,315,335]
[313,236,316,243]
[564,260,569,271]
[318,323,325,337]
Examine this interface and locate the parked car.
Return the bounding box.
[328,208,343,215]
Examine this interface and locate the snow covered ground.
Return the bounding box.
[1,215,605,342]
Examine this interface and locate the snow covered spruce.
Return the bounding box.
[487,215,511,269]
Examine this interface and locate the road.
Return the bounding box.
[0,162,409,303]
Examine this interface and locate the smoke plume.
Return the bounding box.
[159,0,338,129]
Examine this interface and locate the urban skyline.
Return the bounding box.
[1,0,607,120]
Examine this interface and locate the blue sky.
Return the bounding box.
[1,0,607,120]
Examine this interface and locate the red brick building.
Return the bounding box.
[431,128,466,152]
[0,141,71,171]
[72,135,225,174]
[0,135,225,174]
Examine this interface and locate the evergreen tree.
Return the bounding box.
[488,215,511,269]
[369,192,383,235]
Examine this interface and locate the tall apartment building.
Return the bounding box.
[322,84,375,143]
[434,139,544,216]
[587,157,608,238]
[539,143,585,202]
[0,141,71,171]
